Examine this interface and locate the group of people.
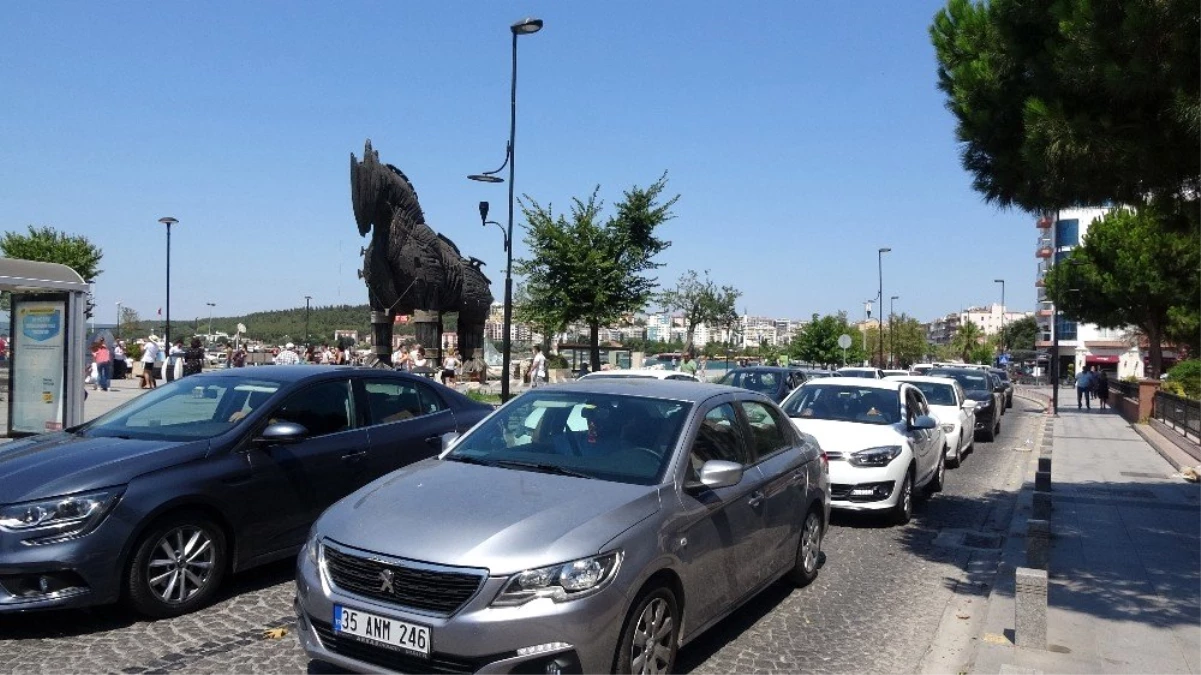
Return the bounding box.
[1074,364,1111,411]
[390,343,463,386]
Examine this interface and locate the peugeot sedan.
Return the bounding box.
[0,367,491,617]
[296,380,829,674]
[781,377,945,525]
[886,375,976,467]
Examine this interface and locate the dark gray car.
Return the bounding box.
[0,366,491,617]
[296,379,830,674]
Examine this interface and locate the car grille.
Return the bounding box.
[825,451,846,461]
[323,545,484,616]
[311,618,506,673]
[830,483,853,500]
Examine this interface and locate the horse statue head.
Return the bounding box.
[350,139,426,240]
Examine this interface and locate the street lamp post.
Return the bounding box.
[468,16,543,403]
[994,279,1006,362]
[116,301,122,340]
[877,247,891,368]
[863,300,873,366]
[890,295,899,368]
[304,296,312,348]
[206,302,216,343]
[159,217,178,348]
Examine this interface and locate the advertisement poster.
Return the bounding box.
[10,298,67,434]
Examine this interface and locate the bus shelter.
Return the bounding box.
[1,258,89,437]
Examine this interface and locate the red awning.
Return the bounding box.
[1086,355,1120,363]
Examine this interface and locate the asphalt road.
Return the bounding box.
[0,401,1043,674]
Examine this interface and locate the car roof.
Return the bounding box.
[192,365,430,384]
[580,369,694,380]
[885,375,960,386]
[523,377,759,404]
[802,376,903,391]
[836,367,879,372]
[721,366,798,373]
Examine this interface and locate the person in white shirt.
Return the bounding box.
[529,345,548,388]
[141,337,160,389]
[274,342,301,366]
[441,349,460,386]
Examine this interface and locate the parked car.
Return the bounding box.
[716,366,808,402]
[928,368,1003,441]
[989,368,1014,408]
[579,368,701,382]
[910,363,935,376]
[834,367,885,379]
[882,369,909,378]
[885,375,976,467]
[296,379,830,674]
[780,377,946,524]
[797,368,836,379]
[0,366,492,617]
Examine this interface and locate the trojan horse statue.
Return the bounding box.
[351,140,492,377]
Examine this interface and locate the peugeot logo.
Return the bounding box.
[378,568,395,594]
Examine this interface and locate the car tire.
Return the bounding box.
[1006,394,1013,409]
[928,452,946,494]
[949,436,963,468]
[980,413,997,442]
[994,415,1002,437]
[787,508,824,587]
[890,472,913,525]
[124,512,227,618]
[615,585,680,675]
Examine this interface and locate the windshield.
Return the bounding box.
[781,384,901,425]
[81,376,282,441]
[929,370,991,393]
[718,370,779,393]
[904,381,957,406]
[447,391,691,486]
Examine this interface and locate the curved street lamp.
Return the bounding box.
[468,17,544,402]
[877,247,891,367]
[159,217,179,347]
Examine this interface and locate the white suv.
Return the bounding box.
[781,378,946,524]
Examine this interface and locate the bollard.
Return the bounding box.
[1037,456,1052,473]
[1033,491,1052,520]
[1035,470,1052,492]
[1015,567,1048,648]
[1027,519,1050,569]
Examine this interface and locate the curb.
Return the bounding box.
[1130,422,1200,473]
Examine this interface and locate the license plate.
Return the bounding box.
[333,605,431,656]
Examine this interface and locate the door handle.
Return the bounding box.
[747,491,765,508]
[341,450,367,462]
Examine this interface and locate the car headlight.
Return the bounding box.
[303,530,321,566]
[0,488,123,543]
[848,445,903,468]
[492,552,622,607]
[975,398,992,408]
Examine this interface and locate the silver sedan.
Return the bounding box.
[295,379,830,674]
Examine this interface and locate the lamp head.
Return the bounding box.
[891,295,899,301]
[479,201,490,222]
[994,278,1004,283]
[158,217,178,226]
[879,247,891,254]
[468,174,505,184]
[511,18,543,34]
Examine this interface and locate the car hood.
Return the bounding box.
[0,432,208,504]
[963,391,994,403]
[317,459,662,575]
[787,418,906,453]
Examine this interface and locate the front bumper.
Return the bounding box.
[972,407,994,430]
[295,539,625,674]
[0,513,130,613]
[827,458,908,511]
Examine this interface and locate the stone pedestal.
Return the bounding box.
[1032,492,1053,520]
[1015,567,1048,648]
[1035,471,1052,492]
[1027,519,1050,569]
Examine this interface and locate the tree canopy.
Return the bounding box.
[930,0,1199,217]
[1000,315,1038,353]
[658,270,740,351]
[1,225,103,281]
[1044,204,1200,376]
[789,313,865,368]
[516,175,676,370]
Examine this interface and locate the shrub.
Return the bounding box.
[125,342,144,361]
[547,354,570,370]
[1166,359,1200,399]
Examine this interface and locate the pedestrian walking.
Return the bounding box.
[1096,370,1110,411]
[166,339,184,382]
[274,342,301,365]
[679,351,698,378]
[112,339,127,380]
[231,345,247,368]
[141,336,160,389]
[529,345,548,388]
[1075,364,1095,410]
[93,338,112,391]
[182,338,206,377]
[441,348,460,386]
[697,355,708,382]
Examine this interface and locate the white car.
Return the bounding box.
[578,368,701,382]
[886,375,975,467]
[882,369,909,378]
[780,377,946,524]
[835,367,885,379]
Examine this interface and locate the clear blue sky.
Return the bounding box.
[0,2,1035,331]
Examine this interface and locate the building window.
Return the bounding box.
[1055,219,1080,248]
[1055,318,1077,341]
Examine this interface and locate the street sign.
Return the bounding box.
[837,334,852,349]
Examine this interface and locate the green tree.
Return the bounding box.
[790,313,864,368]
[999,315,1038,353]
[930,0,1199,218]
[951,320,984,362]
[1044,205,1201,377]
[0,226,104,281]
[516,176,676,371]
[658,270,740,351]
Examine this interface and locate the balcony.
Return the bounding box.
[1037,309,1054,317]
[1036,247,1053,258]
[1036,215,1053,229]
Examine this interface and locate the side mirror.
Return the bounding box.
[694,459,744,490]
[911,415,938,430]
[255,421,309,446]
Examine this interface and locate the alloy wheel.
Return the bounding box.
[630,597,675,674]
[801,512,822,574]
[146,526,216,604]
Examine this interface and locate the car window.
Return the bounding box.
[781,384,901,425]
[271,380,354,437]
[929,369,991,393]
[689,403,751,476]
[84,377,282,441]
[739,400,792,460]
[363,379,445,424]
[909,388,930,417]
[908,381,957,407]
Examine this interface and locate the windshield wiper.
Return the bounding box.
[493,460,594,479]
[443,455,497,467]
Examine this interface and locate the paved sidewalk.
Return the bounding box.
[973,406,1201,674]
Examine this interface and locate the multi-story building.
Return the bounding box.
[1035,207,1146,379]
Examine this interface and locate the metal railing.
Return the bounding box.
[1153,390,1200,440]
[1112,379,1139,402]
